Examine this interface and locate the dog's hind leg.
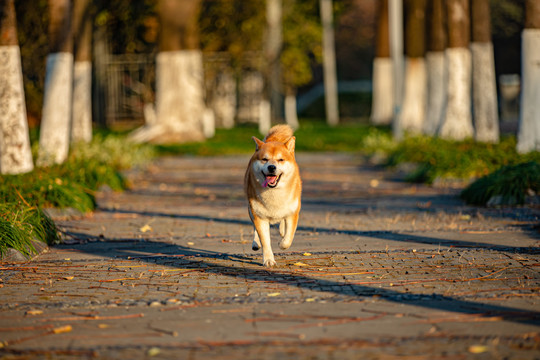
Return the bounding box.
[279,219,286,237]
[279,211,299,250]
[252,229,261,251]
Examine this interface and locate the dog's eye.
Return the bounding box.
[262,158,268,162]
[278,159,284,162]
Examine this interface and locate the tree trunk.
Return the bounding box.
[284,92,299,130]
[38,0,73,165]
[130,0,210,144]
[259,99,271,135]
[471,0,499,143]
[424,0,446,135]
[0,0,34,174]
[401,58,426,133]
[266,0,283,124]
[517,0,540,153]
[439,0,473,140]
[370,0,394,125]
[320,0,339,126]
[211,71,236,129]
[400,0,427,134]
[71,0,92,143]
[388,0,404,140]
[131,50,207,143]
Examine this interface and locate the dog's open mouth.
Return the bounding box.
[262,172,282,188]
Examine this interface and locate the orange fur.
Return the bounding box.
[264,124,294,143]
[244,125,302,267]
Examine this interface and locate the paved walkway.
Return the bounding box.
[1,153,539,359]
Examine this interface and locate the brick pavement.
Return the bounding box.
[1,153,539,359]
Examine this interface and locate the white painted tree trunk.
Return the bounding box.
[211,71,236,129]
[320,0,339,126]
[130,50,209,144]
[400,57,426,134]
[389,0,404,140]
[370,57,394,125]
[71,60,92,143]
[258,99,271,135]
[424,51,446,135]
[471,42,499,143]
[202,108,215,138]
[0,45,34,174]
[439,47,474,140]
[517,29,540,153]
[285,94,299,130]
[266,0,283,123]
[38,52,73,165]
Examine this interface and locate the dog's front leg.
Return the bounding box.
[279,211,299,250]
[252,216,276,267]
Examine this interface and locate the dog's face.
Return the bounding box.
[251,137,296,188]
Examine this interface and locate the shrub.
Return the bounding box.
[0,202,59,258]
[461,161,540,206]
[0,133,154,258]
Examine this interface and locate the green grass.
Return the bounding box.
[386,135,540,183]
[0,202,59,259]
[0,133,154,258]
[155,121,392,155]
[155,125,261,156]
[461,161,540,206]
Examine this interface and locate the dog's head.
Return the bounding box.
[251,136,296,188]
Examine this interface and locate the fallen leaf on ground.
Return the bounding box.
[468,345,488,354]
[25,310,43,316]
[140,224,152,233]
[53,325,72,334]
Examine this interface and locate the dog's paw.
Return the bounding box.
[263,257,277,268]
[252,243,261,251]
[279,238,292,250]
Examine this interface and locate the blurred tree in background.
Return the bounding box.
[93,0,158,55]
[200,0,265,65]
[14,0,48,126]
[12,0,528,129]
[490,0,524,77]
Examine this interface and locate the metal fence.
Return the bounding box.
[94,52,265,128]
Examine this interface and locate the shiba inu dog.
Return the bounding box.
[244,124,302,267]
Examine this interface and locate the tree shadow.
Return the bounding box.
[99,207,540,255]
[61,228,540,327]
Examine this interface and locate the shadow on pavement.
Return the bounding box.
[100,207,540,255]
[62,227,540,327]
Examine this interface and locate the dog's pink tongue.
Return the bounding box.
[263,176,277,187]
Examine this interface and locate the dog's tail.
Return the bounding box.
[264,124,294,143]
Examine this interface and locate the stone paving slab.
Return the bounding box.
[1,153,539,359]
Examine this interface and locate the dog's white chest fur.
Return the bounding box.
[250,187,299,224]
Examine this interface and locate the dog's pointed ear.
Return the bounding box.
[285,136,296,154]
[252,136,265,150]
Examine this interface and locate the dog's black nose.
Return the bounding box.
[268,165,276,173]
